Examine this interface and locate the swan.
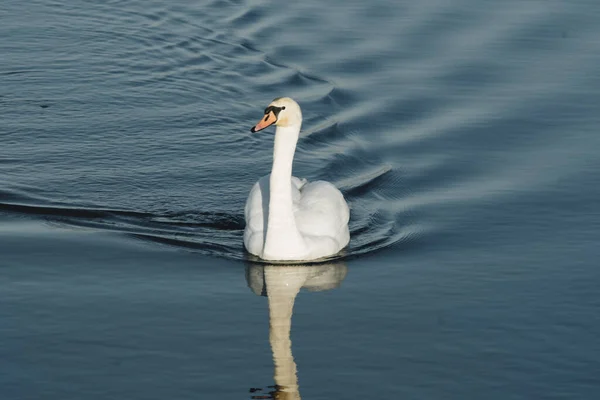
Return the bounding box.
[244,97,350,261]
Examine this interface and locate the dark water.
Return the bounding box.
[2,0,599,398]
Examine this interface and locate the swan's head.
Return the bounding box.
[250,97,302,133]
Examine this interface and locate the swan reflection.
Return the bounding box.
[246,261,347,400]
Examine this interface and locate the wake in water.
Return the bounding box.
[0,162,415,261]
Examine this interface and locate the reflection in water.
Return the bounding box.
[246,262,347,399]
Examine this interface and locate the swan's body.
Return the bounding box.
[244,97,350,261]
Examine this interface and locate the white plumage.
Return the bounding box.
[244,97,350,261]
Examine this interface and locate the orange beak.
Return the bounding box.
[250,111,277,133]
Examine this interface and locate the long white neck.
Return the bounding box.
[262,124,307,260]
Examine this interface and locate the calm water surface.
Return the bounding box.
[2,0,599,399]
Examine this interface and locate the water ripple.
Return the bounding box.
[3,0,598,263]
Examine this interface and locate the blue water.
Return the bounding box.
[2,0,599,398]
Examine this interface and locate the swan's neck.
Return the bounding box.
[263,124,307,260]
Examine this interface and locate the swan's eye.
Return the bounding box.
[281,106,286,110]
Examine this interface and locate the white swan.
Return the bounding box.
[244,97,350,261]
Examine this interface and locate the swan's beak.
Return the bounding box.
[250,111,277,133]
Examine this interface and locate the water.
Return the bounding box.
[2,0,599,398]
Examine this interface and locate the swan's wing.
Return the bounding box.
[244,175,270,255]
[295,180,350,239]
[245,175,267,228]
[292,176,308,190]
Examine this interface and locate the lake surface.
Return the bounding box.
[2,0,599,398]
